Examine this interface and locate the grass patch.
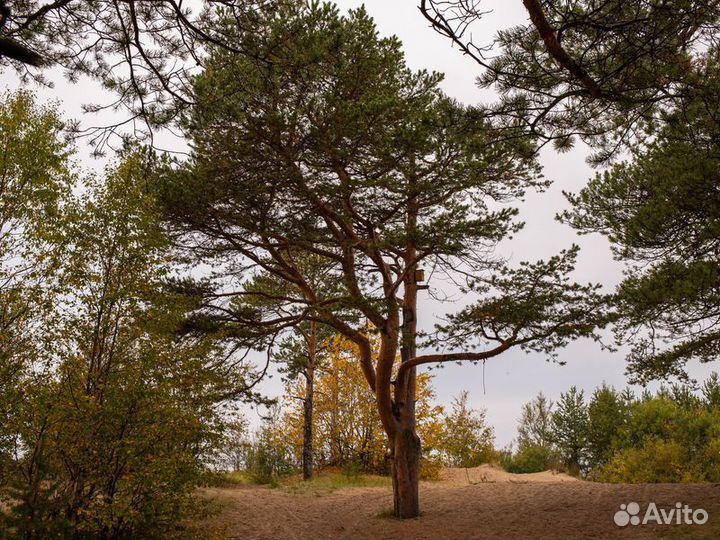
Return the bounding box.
[204,470,259,488]
[376,507,397,519]
[281,469,391,496]
[203,467,392,493]
[222,471,255,485]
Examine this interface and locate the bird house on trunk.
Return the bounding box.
[414,269,429,290]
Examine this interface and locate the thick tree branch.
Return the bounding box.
[521,0,604,98]
[396,341,512,389]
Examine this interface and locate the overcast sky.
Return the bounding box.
[2,0,716,447]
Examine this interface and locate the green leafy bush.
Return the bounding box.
[439,391,497,468]
[508,377,720,483]
[501,445,553,474]
[246,435,294,485]
[0,137,245,540]
[591,439,698,483]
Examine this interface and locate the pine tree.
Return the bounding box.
[586,385,628,469]
[161,2,608,517]
[423,0,720,383]
[550,386,589,474]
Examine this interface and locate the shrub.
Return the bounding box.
[501,444,553,474]
[439,391,497,468]
[702,437,720,482]
[419,456,444,481]
[586,385,629,469]
[342,459,365,479]
[591,439,699,483]
[0,154,232,540]
[506,376,720,482]
[246,433,294,485]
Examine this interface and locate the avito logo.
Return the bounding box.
[614,502,708,527]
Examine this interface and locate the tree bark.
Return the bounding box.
[392,301,420,517]
[521,0,604,98]
[391,189,421,518]
[392,423,421,518]
[302,369,314,480]
[302,321,317,480]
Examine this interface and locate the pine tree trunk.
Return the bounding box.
[391,190,421,518]
[392,426,421,518]
[302,382,313,480]
[302,321,317,480]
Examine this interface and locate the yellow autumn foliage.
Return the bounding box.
[277,334,444,474]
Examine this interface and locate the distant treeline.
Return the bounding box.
[501,376,720,482]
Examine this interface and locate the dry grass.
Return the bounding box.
[279,469,391,495]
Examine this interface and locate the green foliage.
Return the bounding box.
[594,439,693,483]
[426,0,720,161]
[439,391,496,468]
[0,1,273,142]
[426,0,720,384]
[216,471,254,487]
[501,445,553,474]
[341,459,365,480]
[245,407,295,485]
[0,116,248,538]
[0,90,73,480]
[585,385,630,469]
[517,393,554,451]
[501,392,558,474]
[703,373,720,409]
[550,387,588,474]
[214,416,252,473]
[162,7,605,503]
[592,391,720,483]
[506,376,720,482]
[246,443,293,486]
[418,456,444,481]
[432,247,610,361]
[376,507,397,519]
[162,0,549,332]
[557,56,720,383]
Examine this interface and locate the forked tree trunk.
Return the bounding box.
[391,191,421,518]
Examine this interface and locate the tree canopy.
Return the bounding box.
[560,73,720,383]
[421,0,720,162]
[421,0,720,383]
[0,0,286,150]
[0,92,266,539]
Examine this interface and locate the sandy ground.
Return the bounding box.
[193,465,720,540]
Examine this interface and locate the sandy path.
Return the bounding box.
[194,466,720,539]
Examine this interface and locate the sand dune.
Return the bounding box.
[193,467,719,539]
[440,464,580,485]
